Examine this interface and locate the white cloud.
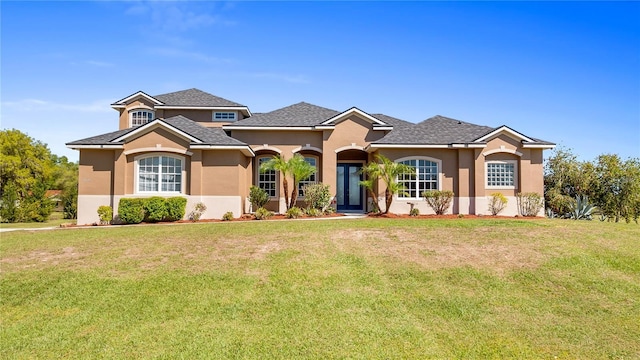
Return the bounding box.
[125,1,221,33]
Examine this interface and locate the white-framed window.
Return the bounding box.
[130,109,154,127]
[397,157,440,199]
[298,156,318,197]
[486,160,517,188]
[213,112,237,121]
[136,154,184,193]
[257,156,277,197]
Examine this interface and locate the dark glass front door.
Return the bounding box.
[336,163,363,211]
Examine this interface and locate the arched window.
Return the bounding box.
[298,155,318,196]
[136,155,183,193]
[129,109,154,127]
[257,156,278,197]
[396,157,440,199]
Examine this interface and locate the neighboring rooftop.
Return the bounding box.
[154,88,246,108]
[67,115,247,146]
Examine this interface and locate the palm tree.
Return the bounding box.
[260,154,316,210]
[361,154,414,214]
[260,155,291,210]
[359,162,382,214]
[288,154,316,209]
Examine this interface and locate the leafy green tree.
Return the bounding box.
[0,129,55,222]
[593,154,640,222]
[544,147,595,216]
[361,154,414,214]
[259,154,315,210]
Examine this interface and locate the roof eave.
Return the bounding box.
[190,145,255,157]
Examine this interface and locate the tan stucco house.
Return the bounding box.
[67,88,555,224]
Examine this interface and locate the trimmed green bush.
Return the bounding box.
[222,211,234,221]
[306,207,322,217]
[249,186,269,210]
[285,206,303,219]
[165,197,187,221]
[97,205,113,225]
[254,207,273,220]
[409,207,420,216]
[143,197,167,222]
[422,190,454,215]
[303,183,332,213]
[118,198,145,224]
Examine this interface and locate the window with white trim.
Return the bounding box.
[486,160,517,188]
[298,156,318,196]
[137,155,183,193]
[257,156,277,197]
[397,158,439,199]
[130,109,154,127]
[213,112,237,121]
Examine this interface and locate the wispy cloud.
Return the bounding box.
[125,1,223,33]
[241,72,311,84]
[85,60,115,68]
[1,99,113,113]
[148,47,231,64]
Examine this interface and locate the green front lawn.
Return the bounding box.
[0,212,75,229]
[1,218,639,358]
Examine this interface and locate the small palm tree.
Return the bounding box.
[361,154,414,214]
[360,163,382,213]
[260,155,291,209]
[288,154,316,209]
[260,154,316,210]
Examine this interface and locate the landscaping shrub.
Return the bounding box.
[422,190,454,215]
[516,192,544,217]
[254,207,273,220]
[62,187,77,219]
[569,195,595,220]
[303,183,332,213]
[222,211,234,221]
[285,206,303,219]
[306,207,322,217]
[97,205,113,225]
[118,198,145,224]
[165,197,187,221]
[488,192,508,215]
[188,202,207,221]
[409,207,420,216]
[249,186,269,210]
[143,197,168,222]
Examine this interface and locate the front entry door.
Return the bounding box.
[336,163,363,211]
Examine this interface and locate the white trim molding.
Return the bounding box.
[113,119,203,143]
[523,144,556,149]
[123,147,193,156]
[190,145,255,157]
[334,144,365,153]
[321,107,388,126]
[292,145,323,154]
[224,126,315,131]
[111,91,163,108]
[67,144,124,150]
[252,145,283,154]
[474,125,535,143]
[482,147,523,157]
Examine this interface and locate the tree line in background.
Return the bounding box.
[545,147,640,222]
[0,129,78,223]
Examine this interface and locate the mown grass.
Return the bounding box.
[0,212,74,229]
[1,218,639,359]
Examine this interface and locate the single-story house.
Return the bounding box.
[67,88,555,224]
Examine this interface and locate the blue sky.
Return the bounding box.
[2,1,639,162]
